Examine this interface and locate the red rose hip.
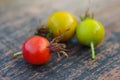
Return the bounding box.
[22,36,51,65]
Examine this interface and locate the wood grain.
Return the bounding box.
[0,0,120,80]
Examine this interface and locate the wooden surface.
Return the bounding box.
[0,0,120,80]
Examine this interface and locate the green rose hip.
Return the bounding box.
[76,18,105,59]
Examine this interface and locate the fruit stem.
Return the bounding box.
[13,51,22,58]
[90,42,95,59]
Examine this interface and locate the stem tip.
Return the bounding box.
[13,51,22,58]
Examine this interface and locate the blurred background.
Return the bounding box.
[0,0,119,37]
[0,0,120,80]
[0,0,119,42]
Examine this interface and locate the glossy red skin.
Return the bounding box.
[22,36,51,65]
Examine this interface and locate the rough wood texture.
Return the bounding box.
[0,0,120,80]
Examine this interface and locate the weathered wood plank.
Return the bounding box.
[0,0,120,80]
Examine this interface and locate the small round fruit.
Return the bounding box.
[47,11,77,41]
[76,18,105,59]
[22,36,51,65]
[76,18,105,46]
